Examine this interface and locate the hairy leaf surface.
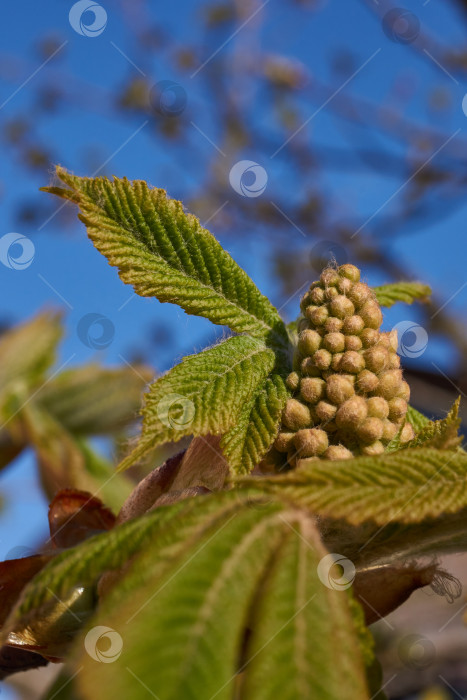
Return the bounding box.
[373,282,431,307]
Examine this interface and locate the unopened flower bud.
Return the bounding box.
[367,396,389,419]
[377,369,403,399]
[357,417,384,443]
[336,277,353,295]
[286,371,300,391]
[329,295,355,319]
[282,399,312,431]
[300,291,312,313]
[274,431,296,453]
[360,328,379,347]
[324,317,343,333]
[396,381,410,401]
[315,400,337,423]
[331,353,343,371]
[388,397,407,421]
[320,268,340,286]
[323,444,354,460]
[361,440,384,456]
[323,332,345,353]
[381,419,398,441]
[294,428,329,456]
[340,351,365,374]
[306,305,329,326]
[335,396,368,429]
[356,369,379,393]
[359,301,383,329]
[300,377,326,404]
[364,346,389,373]
[342,315,365,335]
[324,286,339,301]
[339,264,361,283]
[298,329,322,356]
[309,286,325,304]
[348,282,372,308]
[400,421,415,443]
[300,358,321,376]
[326,375,355,404]
[313,348,332,370]
[344,335,363,351]
[387,352,401,369]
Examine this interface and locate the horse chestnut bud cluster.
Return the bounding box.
[275,264,414,468]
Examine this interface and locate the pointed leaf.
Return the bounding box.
[221,373,289,474]
[240,448,467,525]
[373,282,431,307]
[119,335,276,470]
[405,397,462,450]
[406,404,430,433]
[240,513,369,700]
[42,169,288,349]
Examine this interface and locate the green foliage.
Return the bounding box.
[405,397,462,450]
[406,404,431,432]
[240,447,467,525]
[373,281,431,307]
[42,169,288,349]
[119,335,277,470]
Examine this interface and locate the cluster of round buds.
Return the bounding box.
[274,264,414,469]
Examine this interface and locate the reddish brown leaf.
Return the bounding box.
[48,489,116,548]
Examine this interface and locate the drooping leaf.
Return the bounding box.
[0,311,62,413]
[42,168,289,350]
[38,364,151,436]
[405,397,462,450]
[239,448,467,525]
[119,335,276,470]
[240,514,369,700]
[20,404,133,512]
[221,373,289,474]
[372,282,431,307]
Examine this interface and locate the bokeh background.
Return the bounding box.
[1,0,467,697]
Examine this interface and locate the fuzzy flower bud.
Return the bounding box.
[357,417,384,443]
[300,377,326,404]
[326,375,355,405]
[340,351,365,374]
[274,432,296,453]
[294,428,329,456]
[313,349,333,370]
[329,295,355,319]
[285,371,300,392]
[282,399,312,431]
[323,332,345,353]
[298,329,322,356]
[335,396,368,429]
[367,396,389,419]
[306,305,329,326]
[315,400,337,423]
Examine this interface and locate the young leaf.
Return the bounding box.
[119,335,276,470]
[240,514,369,700]
[406,404,430,433]
[38,364,151,435]
[405,397,462,450]
[221,373,289,474]
[74,505,286,700]
[373,282,431,307]
[42,168,289,349]
[0,311,62,408]
[240,447,467,525]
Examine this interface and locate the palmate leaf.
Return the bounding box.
[373,282,431,307]
[42,168,288,351]
[38,364,151,436]
[240,448,467,525]
[119,335,276,470]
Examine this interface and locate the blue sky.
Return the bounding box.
[1,1,466,694]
